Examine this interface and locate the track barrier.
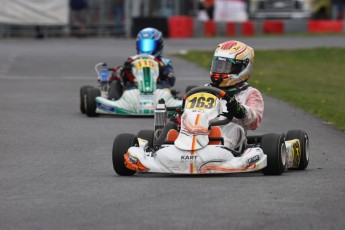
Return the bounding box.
[167,16,345,38]
[308,20,343,33]
[168,16,194,38]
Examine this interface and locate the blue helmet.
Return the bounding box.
[136,28,164,57]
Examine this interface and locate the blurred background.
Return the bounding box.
[1,2,345,229]
[0,0,343,39]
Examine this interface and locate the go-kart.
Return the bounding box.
[112,86,309,175]
[79,54,182,117]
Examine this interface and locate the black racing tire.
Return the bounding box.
[85,87,100,117]
[80,85,93,113]
[137,130,154,148]
[261,133,286,175]
[108,80,123,101]
[112,133,138,176]
[185,85,198,94]
[286,130,309,170]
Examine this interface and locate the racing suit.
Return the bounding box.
[221,85,264,150]
[110,56,175,90]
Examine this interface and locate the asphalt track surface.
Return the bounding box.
[1,36,345,230]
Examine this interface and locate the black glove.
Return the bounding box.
[123,60,132,70]
[159,65,175,87]
[160,65,174,79]
[226,97,246,119]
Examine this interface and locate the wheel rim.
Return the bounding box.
[83,94,87,110]
[281,142,287,168]
[305,135,310,161]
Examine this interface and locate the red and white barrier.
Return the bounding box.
[168,16,345,38]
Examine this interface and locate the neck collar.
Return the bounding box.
[222,82,250,97]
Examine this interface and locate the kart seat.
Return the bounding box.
[166,129,179,143]
[165,127,224,145]
[208,126,224,145]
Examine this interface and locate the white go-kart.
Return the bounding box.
[112,86,309,175]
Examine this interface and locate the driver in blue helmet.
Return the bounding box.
[110,27,175,89]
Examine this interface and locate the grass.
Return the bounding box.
[175,48,345,131]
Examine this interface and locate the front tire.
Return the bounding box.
[80,85,93,113]
[85,88,100,117]
[261,133,286,175]
[112,133,138,176]
[286,130,309,170]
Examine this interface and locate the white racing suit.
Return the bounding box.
[220,86,264,150]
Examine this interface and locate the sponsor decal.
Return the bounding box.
[140,101,154,109]
[286,139,301,167]
[192,109,205,113]
[291,140,301,167]
[248,155,260,165]
[181,114,208,135]
[169,164,189,171]
[129,155,138,164]
[181,155,198,162]
[139,94,154,101]
[97,102,115,113]
[140,95,154,111]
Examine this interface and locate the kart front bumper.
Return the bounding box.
[124,145,267,174]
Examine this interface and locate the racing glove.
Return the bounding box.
[226,97,246,119]
[121,61,136,84]
[160,65,173,77]
[159,65,175,87]
[123,60,132,70]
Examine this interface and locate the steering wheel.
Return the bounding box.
[181,86,233,126]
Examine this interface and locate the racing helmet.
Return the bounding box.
[210,40,254,88]
[136,28,164,57]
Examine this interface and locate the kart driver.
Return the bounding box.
[210,40,264,150]
[109,27,175,89]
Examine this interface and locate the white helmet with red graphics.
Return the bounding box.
[210,40,254,88]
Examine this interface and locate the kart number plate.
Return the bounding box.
[134,59,156,70]
[140,94,153,101]
[186,93,217,110]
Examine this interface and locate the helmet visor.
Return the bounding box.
[137,39,157,54]
[211,57,245,74]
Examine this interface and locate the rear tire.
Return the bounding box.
[286,130,309,170]
[112,133,138,176]
[85,87,100,117]
[80,85,93,113]
[137,130,154,148]
[261,133,286,175]
[108,80,123,100]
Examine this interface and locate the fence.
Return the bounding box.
[0,0,125,38]
[0,0,198,38]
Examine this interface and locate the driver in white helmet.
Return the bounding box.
[209,40,264,150]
